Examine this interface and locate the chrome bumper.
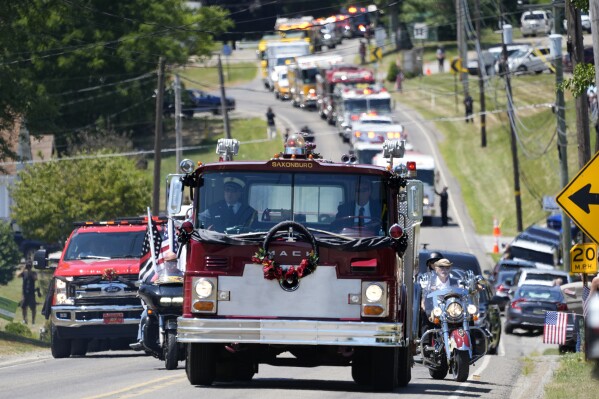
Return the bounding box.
[177,318,405,347]
[51,304,143,327]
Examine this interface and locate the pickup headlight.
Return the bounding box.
[54,279,73,305]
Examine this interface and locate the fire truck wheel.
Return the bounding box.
[372,347,398,391]
[351,347,372,385]
[51,327,72,359]
[164,330,179,370]
[397,347,412,387]
[186,343,216,385]
[70,338,88,357]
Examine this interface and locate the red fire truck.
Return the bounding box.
[171,137,424,390]
[316,65,375,126]
[34,218,166,358]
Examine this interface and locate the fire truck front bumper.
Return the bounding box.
[177,318,405,347]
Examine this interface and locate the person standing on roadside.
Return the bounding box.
[464,93,474,123]
[436,45,446,72]
[359,41,366,65]
[18,260,41,324]
[266,107,276,138]
[435,186,449,226]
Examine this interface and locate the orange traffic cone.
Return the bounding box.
[425,67,432,76]
[492,237,500,254]
[493,217,501,237]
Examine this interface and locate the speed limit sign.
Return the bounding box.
[570,243,598,275]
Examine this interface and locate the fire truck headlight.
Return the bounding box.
[364,283,384,302]
[195,278,214,298]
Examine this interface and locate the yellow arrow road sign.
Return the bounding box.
[450,57,468,74]
[370,47,382,62]
[556,151,599,244]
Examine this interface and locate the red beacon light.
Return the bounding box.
[406,161,417,178]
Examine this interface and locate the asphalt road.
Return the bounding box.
[0,38,563,399]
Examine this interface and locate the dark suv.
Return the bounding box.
[164,88,236,118]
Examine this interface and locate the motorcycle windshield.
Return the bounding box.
[153,261,184,285]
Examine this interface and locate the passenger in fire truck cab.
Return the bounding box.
[199,177,257,233]
[334,181,381,228]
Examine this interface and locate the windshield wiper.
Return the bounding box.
[78,255,111,260]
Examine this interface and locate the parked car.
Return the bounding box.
[520,10,553,37]
[504,237,559,269]
[502,47,552,74]
[560,275,597,315]
[504,284,567,334]
[515,224,563,264]
[475,278,502,354]
[563,46,594,74]
[546,213,581,240]
[563,14,592,34]
[508,269,575,294]
[492,270,518,311]
[164,88,236,118]
[491,258,537,281]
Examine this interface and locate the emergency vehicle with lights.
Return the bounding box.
[170,136,425,390]
[350,116,407,164]
[272,65,290,101]
[287,54,344,108]
[335,84,394,142]
[373,151,437,224]
[342,5,376,37]
[265,40,311,91]
[316,65,375,125]
[275,16,323,54]
[34,218,166,358]
[258,33,307,88]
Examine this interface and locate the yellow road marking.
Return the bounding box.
[82,374,187,399]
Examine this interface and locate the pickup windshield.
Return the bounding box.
[63,231,147,260]
[197,171,389,238]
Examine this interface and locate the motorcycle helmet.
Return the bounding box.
[426,251,444,270]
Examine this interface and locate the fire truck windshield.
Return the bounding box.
[64,231,147,260]
[369,99,392,114]
[197,171,389,237]
[345,99,368,113]
[301,68,319,83]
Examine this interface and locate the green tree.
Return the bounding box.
[10,152,152,243]
[0,220,21,285]
[0,1,233,158]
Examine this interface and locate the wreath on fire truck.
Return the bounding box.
[252,221,319,291]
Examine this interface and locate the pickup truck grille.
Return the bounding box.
[70,274,140,307]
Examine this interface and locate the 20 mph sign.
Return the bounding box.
[556,151,599,244]
[570,243,597,275]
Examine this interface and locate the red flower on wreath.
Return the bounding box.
[252,248,318,283]
[102,268,117,281]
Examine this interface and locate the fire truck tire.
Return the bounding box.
[372,347,398,391]
[164,330,179,370]
[51,328,72,359]
[396,347,411,387]
[186,343,215,385]
[351,347,372,385]
[70,339,88,357]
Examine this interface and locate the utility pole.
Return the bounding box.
[501,29,523,232]
[456,0,469,96]
[153,57,165,215]
[218,54,231,139]
[550,34,572,272]
[475,0,486,147]
[591,0,599,152]
[566,2,591,168]
[174,73,182,168]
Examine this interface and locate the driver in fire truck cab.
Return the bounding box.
[334,180,382,230]
[199,177,257,232]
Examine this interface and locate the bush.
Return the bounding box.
[5,321,33,338]
[387,62,398,83]
[0,220,21,285]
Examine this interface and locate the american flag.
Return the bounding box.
[583,284,591,318]
[543,311,568,345]
[139,219,162,283]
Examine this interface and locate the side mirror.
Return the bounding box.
[33,249,48,269]
[167,177,183,217]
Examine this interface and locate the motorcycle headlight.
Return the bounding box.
[195,278,214,298]
[365,283,383,302]
[446,302,463,318]
[432,307,442,318]
[467,304,478,315]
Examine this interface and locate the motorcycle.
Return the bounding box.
[417,270,489,382]
[137,259,185,370]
